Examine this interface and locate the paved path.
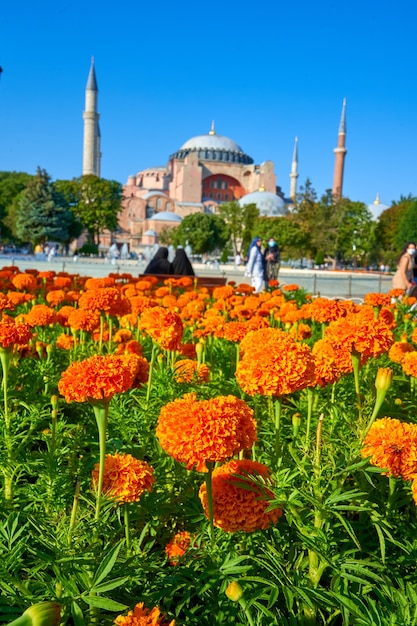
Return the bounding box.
[0,254,392,300]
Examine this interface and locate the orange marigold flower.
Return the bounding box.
[121,353,149,387]
[54,276,73,289]
[56,305,77,327]
[115,339,143,356]
[223,321,251,343]
[58,354,135,403]
[92,452,154,503]
[388,340,415,364]
[154,287,170,298]
[0,293,15,314]
[26,304,57,327]
[0,319,32,349]
[236,328,316,396]
[174,359,210,384]
[139,306,183,351]
[411,327,417,344]
[114,603,175,626]
[389,288,406,299]
[11,273,37,292]
[363,293,392,308]
[7,291,33,307]
[361,417,417,480]
[324,313,394,361]
[55,333,75,350]
[212,285,235,300]
[46,289,67,307]
[68,309,101,333]
[113,329,133,343]
[136,280,154,292]
[289,322,312,340]
[199,459,282,532]
[282,284,299,292]
[165,531,191,565]
[78,287,130,316]
[311,338,343,386]
[306,298,348,323]
[401,351,417,378]
[85,277,115,289]
[130,295,157,315]
[156,394,257,472]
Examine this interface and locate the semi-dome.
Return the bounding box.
[238,189,287,217]
[152,211,182,222]
[170,122,254,165]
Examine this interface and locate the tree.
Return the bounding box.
[171,213,230,254]
[253,216,308,260]
[15,167,74,247]
[374,197,415,267]
[0,171,33,241]
[217,201,259,254]
[55,175,123,245]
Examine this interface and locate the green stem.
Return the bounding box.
[68,481,80,547]
[238,598,255,626]
[351,350,362,418]
[274,397,282,465]
[205,461,215,548]
[124,503,131,549]
[145,343,158,408]
[0,347,12,501]
[305,387,314,447]
[91,400,109,522]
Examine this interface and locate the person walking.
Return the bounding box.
[263,237,281,283]
[392,241,416,294]
[245,236,265,293]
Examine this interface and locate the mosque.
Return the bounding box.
[82,60,348,252]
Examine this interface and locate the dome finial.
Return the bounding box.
[259,174,265,192]
[375,193,380,204]
[209,120,216,135]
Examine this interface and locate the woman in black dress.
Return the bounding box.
[144,247,173,274]
[172,248,195,276]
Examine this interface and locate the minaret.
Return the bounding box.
[289,136,299,201]
[332,98,347,198]
[82,58,101,176]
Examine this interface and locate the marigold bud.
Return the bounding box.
[292,413,302,438]
[225,581,243,602]
[7,602,61,626]
[375,367,393,392]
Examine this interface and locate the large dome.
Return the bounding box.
[238,190,287,217]
[170,123,253,165]
[180,133,242,152]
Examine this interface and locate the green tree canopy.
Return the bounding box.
[15,167,74,247]
[217,201,259,254]
[0,171,33,241]
[373,197,415,267]
[171,212,230,254]
[55,175,123,245]
[253,216,309,260]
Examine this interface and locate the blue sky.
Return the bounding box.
[1,0,416,207]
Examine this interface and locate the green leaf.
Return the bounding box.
[90,576,130,593]
[81,595,128,611]
[71,601,86,626]
[92,542,123,587]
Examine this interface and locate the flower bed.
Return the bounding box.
[1,268,417,626]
